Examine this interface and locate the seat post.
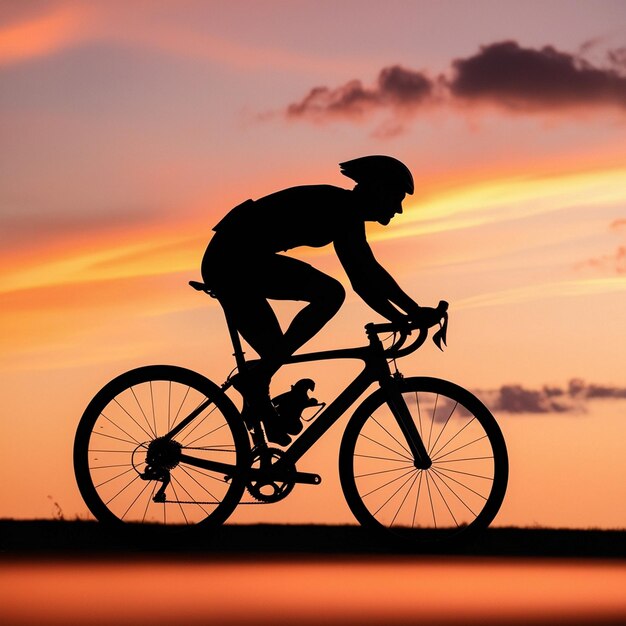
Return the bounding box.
[220,302,248,374]
[189,281,250,374]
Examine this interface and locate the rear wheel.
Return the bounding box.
[340,377,508,546]
[74,365,249,528]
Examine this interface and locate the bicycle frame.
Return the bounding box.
[166,305,434,482]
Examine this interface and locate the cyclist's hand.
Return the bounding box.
[411,300,449,350]
[395,316,412,335]
[411,300,448,328]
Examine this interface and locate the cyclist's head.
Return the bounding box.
[340,155,414,225]
[340,155,414,195]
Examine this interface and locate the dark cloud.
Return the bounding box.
[286,65,433,121]
[448,41,626,111]
[493,384,572,413]
[608,47,626,71]
[487,379,626,414]
[568,378,626,400]
[282,41,626,128]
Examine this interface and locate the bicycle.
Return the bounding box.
[74,281,508,546]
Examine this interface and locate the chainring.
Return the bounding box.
[246,446,296,503]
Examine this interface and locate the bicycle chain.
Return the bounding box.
[144,445,273,505]
[158,499,269,505]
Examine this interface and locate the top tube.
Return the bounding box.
[235,321,430,370]
[189,280,437,366]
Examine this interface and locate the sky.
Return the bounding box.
[1,0,625,528]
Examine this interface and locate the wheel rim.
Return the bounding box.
[346,381,507,539]
[76,369,245,526]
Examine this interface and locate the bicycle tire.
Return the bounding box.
[339,377,508,546]
[74,365,250,529]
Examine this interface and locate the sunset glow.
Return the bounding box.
[1,1,625,532]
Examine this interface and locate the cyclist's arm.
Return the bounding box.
[334,229,421,322]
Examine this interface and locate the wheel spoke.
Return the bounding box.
[373,470,420,517]
[181,463,235,485]
[433,465,494,481]
[94,466,136,489]
[358,432,413,462]
[104,473,142,506]
[354,453,414,463]
[185,421,229,448]
[411,471,424,528]
[100,410,145,445]
[178,401,218,444]
[170,386,191,431]
[362,467,416,500]
[430,416,476,460]
[343,378,507,544]
[432,434,488,462]
[428,469,459,526]
[370,415,412,457]
[92,431,139,447]
[428,400,458,456]
[177,464,220,504]
[432,466,487,503]
[121,479,153,521]
[425,472,437,528]
[171,473,211,517]
[355,464,414,479]
[390,472,420,527]
[75,368,246,528]
[427,394,438,451]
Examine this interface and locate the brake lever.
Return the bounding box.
[432,301,449,351]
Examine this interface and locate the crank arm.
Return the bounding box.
[248,467,321,485]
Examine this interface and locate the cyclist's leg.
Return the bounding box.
[204,253,343,445]
[212,254,344,377]
[219,291,284,367]
[202,242,284,370]
[263,254,345,366]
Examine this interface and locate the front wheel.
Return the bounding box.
[339,377,508,546]
[74,365,250,529]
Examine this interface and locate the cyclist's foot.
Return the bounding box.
[263,418,292,447]
[235,380,292,445]
[253,394,292,446]
[230,367,295,445]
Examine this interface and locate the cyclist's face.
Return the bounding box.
[364,187,406,225]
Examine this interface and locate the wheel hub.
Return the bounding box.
[144,436,182,471]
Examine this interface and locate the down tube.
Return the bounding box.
[284,368,374,465]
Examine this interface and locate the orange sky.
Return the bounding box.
[1,0,625,527]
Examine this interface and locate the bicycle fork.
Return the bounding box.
[381,375,432,469]
[367,328,432,470]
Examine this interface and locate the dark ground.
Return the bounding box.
[1,520,625,558]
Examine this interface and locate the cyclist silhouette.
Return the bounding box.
[202,155,430,443]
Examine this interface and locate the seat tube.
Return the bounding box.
[221,303,247,373]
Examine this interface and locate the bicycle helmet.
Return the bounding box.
[339,155,414,195]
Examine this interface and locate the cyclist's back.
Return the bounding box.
[207,184,360,256]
